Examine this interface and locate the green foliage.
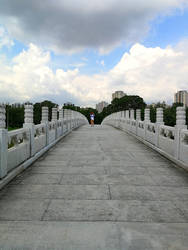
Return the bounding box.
[147,102,185,126]
[5,100,58,128]
[6,105,24,128]
[111,95,146,111]
[164,103,184,127]
[34,100,58,124]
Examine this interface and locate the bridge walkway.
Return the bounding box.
[0,125,188,249]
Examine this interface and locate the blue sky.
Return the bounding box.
[0,0,188,106]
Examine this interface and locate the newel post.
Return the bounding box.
[144,108,150,123]
[52,108,58,139]
[59,109,64,135]
[23,104,35,156]
[175,107,187,159]
[136,109,141,136]
[68,109,72,131]
[63,109,68,133]
[0,105,8,179]
[144,108,150,140]
[155,108,164,146]
[41,106,49,145]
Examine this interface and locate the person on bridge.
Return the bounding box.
[90,112,95,127]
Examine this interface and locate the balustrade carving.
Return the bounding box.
[0,105,6,128]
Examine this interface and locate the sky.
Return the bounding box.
[0,0,188,107]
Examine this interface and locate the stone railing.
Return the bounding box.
[102,107,188,169]
[0,105,88,187]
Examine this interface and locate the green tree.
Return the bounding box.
[6,105,24,129]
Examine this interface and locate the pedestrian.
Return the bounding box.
[90,112,95,127]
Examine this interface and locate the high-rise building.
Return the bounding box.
[96,101,108,113]
[112,91,126,100]
[174,90,188,107]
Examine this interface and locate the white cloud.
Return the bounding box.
[0,26,14,49]
[0,0,187,53]
[0,42,188,106]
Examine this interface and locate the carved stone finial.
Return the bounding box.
[176,107,186,126]
[130,109,134,120]
[156,108,164,124]
[41,107,48,123]
[0,104,6,128]
[63,109,68,119]
[52,108,57,121]
[59,109,63,120]
[144,108,150,122]
[125,110,129,119]
[136,109,141,121]
[24,104,33,124]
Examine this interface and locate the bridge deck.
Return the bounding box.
[0,125,188,249]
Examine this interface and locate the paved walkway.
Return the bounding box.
[0,125,188,249]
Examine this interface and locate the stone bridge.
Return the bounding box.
[0,105,188,249]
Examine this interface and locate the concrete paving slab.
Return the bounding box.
[33,160,70,167]
[3,184,109,200]
[59,174,156,185]
[107,166,148,175]
[110,185,159,201]
[110,185,188,201]
[43,200,140,221]
[18,173,62,185]
[151,175,188,187]
[30,166,106,174]
[43,199,186,222]
[0,199,49,221]
[0,222,187,250]
[173,200,188,220]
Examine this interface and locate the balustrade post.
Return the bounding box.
[130,109,134,120]
[125,110,129,130]
[71,110,74,129]
[0,105,8,178]
[155,108,164,146]
[136,109,141,136]
[63,109,68,133]
[23,104,35,156]
[59,109,64,135]
[144,108,150,140]
[52,108,58,139]
[175,107,187,159]
[125,110,129,119]
[41,106,49,146]
[144,108,150,123]
[68,109,72,131]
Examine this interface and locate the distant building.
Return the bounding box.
[12,103,24,108]
[174,90,188,107]
[64,102,75,107]
[112,91,126,100]
[96,101,108,113]
[150,101,169,108]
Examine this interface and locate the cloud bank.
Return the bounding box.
[0,0,187,53]
[0,42,188,106]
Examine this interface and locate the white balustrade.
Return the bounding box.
[0,105,88,184]
[8,128,30,172]
[102,107,188,168]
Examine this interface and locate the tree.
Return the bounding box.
[6,105,24,129]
